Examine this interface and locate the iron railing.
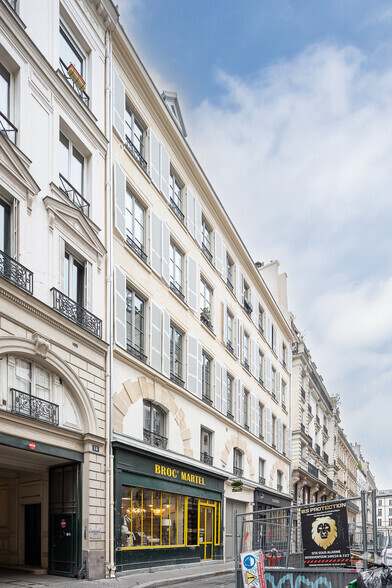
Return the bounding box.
[200,311,213,332]
[233,466,243,477]
[201,242,213,263]
[200,452,213,466]
[308,462,319,478]
[259,476,266,485]
[0,250,33,294]
[11,388,59,426]
[127,343,147,363]
[125,134,147,172]
[170,281,185,302]
[226,341,235,355]
[202,393,213,406]
[125,235,147,263]
[170,372,184,387]
[59,174,89,216]
[143,428,167,450]
[51,288,102,338]
[59,59,89,107]
[243,296,253,315]
[169,198,184,223]
[226,278,234,293]
[0,111,17,143]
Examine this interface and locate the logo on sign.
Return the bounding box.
[29,442,36,450]
[243,554,256,569]
[60,519,66,529]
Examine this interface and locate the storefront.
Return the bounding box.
[114,443,226,571]
[252,487,292,553]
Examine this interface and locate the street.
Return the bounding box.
[163,573,235,588]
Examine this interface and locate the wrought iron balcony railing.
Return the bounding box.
[0,111,17,143]
[51,288,102,338]
[200,452,213,466]
[233,466,243,477]
[170,281,185,302]
[125,134,147,172]
[11,388,59,426]
[202,392,213,406]
[201,242,213,263]
[143,428,168,450]
[259,476,266,485]
[59,59,89,107]
[59,174,90,216]
[170,372,184,387]
[127,342,147,363]
[227,410,234,421]
[308,462,319,478]
[243,296,253,316]
[226,341,235,355]
[125,235,148,263]
[226,278,234,293]
[0,250,33,294]
[169,198,184,223]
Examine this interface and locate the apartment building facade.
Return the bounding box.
[337,428,359,536]
[376,489,392,549]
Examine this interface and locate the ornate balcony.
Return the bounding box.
[11,388,59,426]
[51,288,102,338]
[170,372,184,387]
[233,466,243,478]
[143,428,168,450]
[0,250,33,294]
[127,343,147,363]
[201,242,213,263]
[125,134,147,172]
[59,174,89,216]
[200,452,213,466]
[59,59,89,107]
[170,281,185,302]
[169,198,184,224]
[0,111,17,143]
[126,235,147,263]
[308,462,319,478]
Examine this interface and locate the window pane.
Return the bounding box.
[15,359,31,394]
[72,258,84,306]
[170,495,177,545]
[132,488,142,546]
[134,294,144,352]
[35,366,50,400]
[71,147,84,194]
[143,490,152,546]
[64,252,70,296]
[0,64,10,116]
[121,485,132,547]
[59,132,69,179]
[178,495,185,545]
[133,118,144,155]
[161,493,170,546]
[133,199,145,248]
[60,28,83,77]
[152,490,161,545]
[143,401,151,430]
[0,198,10,255]
[187,497,198,546]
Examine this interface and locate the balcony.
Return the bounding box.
[327,477,333,488]
[202,392,213,406]
[200,309,213,332]
[59,59,89,107]
[308,463,319,478]
[51,288,102,338]
[323,451,329,463]
[170,281,185,302]
[233,466,243,477]
[11,388,59,426]
[127,343,147,363]
[201,242,213,263]
[126,235,148,264]
[143,429,168,450]
[243,296,253,316]
[125,134,147,172]
[0,111,17,143]
[0,250,33,294]
[200,452,213,466]
[59,174,89,216]
[169,198,184,224]
[170,372,184,387]
[243,359,250,372]
[226,278,234,293]
[226,341,235,356]
[259,476,266,485]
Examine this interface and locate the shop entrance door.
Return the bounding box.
[199,503,215,560]
[25,503,41,566]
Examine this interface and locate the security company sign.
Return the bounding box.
[300,501,351,567]
[241,550,266,588]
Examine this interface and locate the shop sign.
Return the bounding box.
[154,464,206,486]
[241,550,266,587]
[300,501,351,567]
[231,480,243,492]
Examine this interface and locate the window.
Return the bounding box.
[258,305,264,336]
[170,324,184,386]
[281,380,286,409]
[389,508,392,516]
[170,242,184,300]
[271,367,276,398]
[169,171,184,223]
[378,509,382,517]
[243,389,249,430]
[227,374,234,419]
[283,425,286,456]
[259,459,265,484]
[0,62,15,143]
[378,519,382,527]
[201,352,212,404]
[126,287,146,362]
[200,278,213,329]
[64,249,85,306]
[389,519,392,527]
[390,500,392,506]
[272,415,277,449]
[243,331,249,370]
[200,428,213,465]
[0,197,11,255]
[126,188,146,261]
[125,103,146,170]
[271,324,277,353]
[258,350,264,384]
[59,131,89,215]
[243,280,252,315]
[378,500,382,506]
[15,358,49,400]
[143,400,166,448]
[201,218,212,262]
[226,255,234,292]
[233,448,243,477]
[258,403,264,440]
[226,310,234,353]
[277,470,283,492]
[59,25,88,105]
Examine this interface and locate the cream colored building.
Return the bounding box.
[337,427,359,532]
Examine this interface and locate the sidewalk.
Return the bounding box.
[0,560,234,587]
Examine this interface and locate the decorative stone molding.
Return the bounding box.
[219,433,254,478]
[32,332,50,358]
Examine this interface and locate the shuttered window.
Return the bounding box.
[126,189,146,257]
[170,324,184,386]
[0,198,11,255]
[125,104,145,159]
[126,287,146,362]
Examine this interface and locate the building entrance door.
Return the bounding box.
[25,503,41,566]
[199,503,215,560]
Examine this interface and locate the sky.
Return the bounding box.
[115,0,392,488]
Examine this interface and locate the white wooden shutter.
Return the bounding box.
[272,325,277,354]
[235,317,240,358]
[278,335,283,363]
[251,394,257,435]
[215,230,224,275]
[266,407,272,445]
[236,378,242,424]
[221,365,227,415]
[187,188,195,238]
[287,427,292,459]
[59,236,65,291]
[265,356,271,391]
[197,340,202,398]
[187,335,199,397]
[277,418,283,453]
[160,143,170,200]
[113,68,125,140]
[240,323,244,362]
[276,371,281,403]
[114,161,126,239]
[215,360,222,412]
[236,267,244,304]
[256,402,260,438]
[251,338,257,378]
[265,313,272,346]
[149,129,160,189]
[150,211,162,276]
[161,221,170,284]
[162,309,170,377]
[251,290,259,326]
[187,255,198,311]
[223,301,227,342]
[287,345,292,372]
[114,265,126,349]
[195,198,202,246]
[222,242,227,281]
[150,301,162,371]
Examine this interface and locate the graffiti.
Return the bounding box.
[264,573,332,588]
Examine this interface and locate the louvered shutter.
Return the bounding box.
[160,143,170,200]
[150,211,162,276]
[215,230,224,275]
[149,129,160,189]
[266,407,272,445]
[187,188,195,238]
[250,394,257,435]
[114,265,126,349]
[59,236,65,291]
[277,418,283,453]
[265,313,272,346]
[278,335,283,363]
[235,317,240,358]
[287,345,292,372]
[197,341,202,398]
[236,267,244,304]
[221,366,227,415]
[195,198,202,246]
[150,301,162,371]
[251,290,259,326]
[222,242,227,281]
[162,309,170,377]
[272,325,277,354]
[287,427,292,459]
[85,261,92,311]
[161,221,170,284]
[187,335,199,397]
[187,255,198,311]
[276,371,281,403]
[113,68,125,140]
[215,360,222,412]
[114,161,126,239]
[251,338,257,377]
[236,378,242,424]
[223,301,227,342]
[265,357,271,391]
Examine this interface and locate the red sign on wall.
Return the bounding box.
[60,519,66,529]
[29,442,36,450]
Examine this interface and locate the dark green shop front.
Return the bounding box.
[114,443,226,571]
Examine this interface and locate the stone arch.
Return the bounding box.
[0,335,98,435]
[113,376,193,457]
[269,459,288,489]
[220,432,255,479]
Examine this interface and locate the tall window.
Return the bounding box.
[0,197,11,255]
[15,359,50,401]
[126,287,145,361]
[226,255,234,292]
[277,470,283,492]
[258,350,264,384]
[200,428,213,465]
[201,218,212,261]
[259,458,265,484]
[227,374,234,419]
[233,448,243,477]
[64,249,84,306]
[200,279,212,327]
[126,188,146,259]
[259,403,264,439]
[60,25,84,80]
[226,310,234,351]
[243,331,249,369]
[201,352,212,403]
[243,389,249,430]
[282,342,287,367]
[0,62,10,117]
[283,425,287,455]
[281,380,286,408]
[125,103,145,162]
[143,401,166,448]
[169,171,183,222]
[170,324,183,385]
[258,305,264,335]
[272,415,276,449]
[59,131,84,196]
[271,324,277,353]
[170,242,184,299]
[271,367,276,398]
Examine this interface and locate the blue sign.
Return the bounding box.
[243,554,256,569]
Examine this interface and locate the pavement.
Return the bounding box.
[0,560,235,587]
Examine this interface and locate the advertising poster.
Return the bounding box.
[241,550,267,588]
[300,501,351,567]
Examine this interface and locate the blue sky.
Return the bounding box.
[116,0,392,488]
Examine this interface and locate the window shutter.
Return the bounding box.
[255,402,260,438]
[149,129,160,189]
[223,301,227,342]
[197,341,202,398]
[221,365,227,415]
[187,188,195,238]
[150,210,162,276]
[240,384,245,427]
[85,260,92,311]
[265,313,272,346]
[276,371,281,403]
[287,427,292,459]
[235,317,240,358]
[114,161,126,239]
[113,68,125,140]
[236,378,242,424]
[162,309,170,377]
[215,230,224,275]
[250,394,257,435]
[251,290,259,326]
[215,360,222,412]
[278,335,283,363]
[287,345,292,372]
[240,323,244,362]
[114,265,126,349]
[187,255,198,311]
[236,267,244,304]
[59,236,65,292]
[272,325,277,354]
[266,407,272,445]
[160,143,170,201]
[195,198,202,246]
[161,221,170,284]
[277,418,283,453]
[265,357,271,391]
[251,338,257,378]
[222,242,227,281]
[187,335,199,397]
[150,301,162,371]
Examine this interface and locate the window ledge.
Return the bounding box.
[200,319,216,339]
